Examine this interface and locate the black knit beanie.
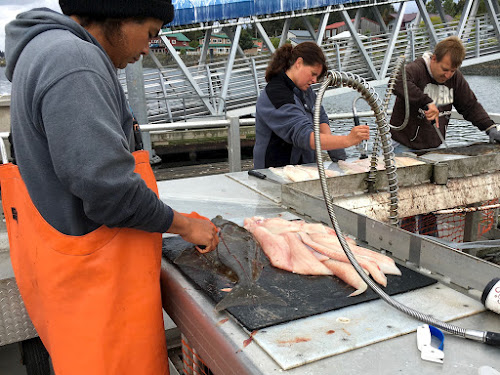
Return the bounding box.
[59,0,175,25]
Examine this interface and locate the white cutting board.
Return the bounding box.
[252,283,484,370]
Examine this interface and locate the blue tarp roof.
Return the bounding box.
[169,0,360,26]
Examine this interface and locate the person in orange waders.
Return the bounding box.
[3,2,220,374]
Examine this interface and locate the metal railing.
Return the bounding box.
[120,13,500,123]
[1,111,499,172]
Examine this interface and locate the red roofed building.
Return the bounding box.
[324,17,382,40]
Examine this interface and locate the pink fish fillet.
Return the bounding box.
[299,232,387,287]
[308,232,401,276]
[244,223,294,272]
[322,259,368,296]
[281,233,333,276]
[248,216,338,237]
[250,217,304,234]
[246,222,333,276]
[283,165,313,182]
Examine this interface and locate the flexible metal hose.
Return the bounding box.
[318,71,399,225]
[385,56,410,131]
[313,71,490,344]
[367,56,409,188]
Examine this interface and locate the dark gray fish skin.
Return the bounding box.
[209,216,286,311]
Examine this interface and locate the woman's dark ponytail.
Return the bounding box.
[265,42,328,82]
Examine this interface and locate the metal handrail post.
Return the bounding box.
[227,116,241,172]
[334,43,342,71]
[410,28,416,61]
[250,57,260,98]
[125,57,155,160]
[476,18,481,57]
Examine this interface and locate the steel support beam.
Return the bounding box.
[315,6,332,45]
[354,7,363,30]
[161,35,216,115]
[340,5,379,80]
[372,5,388,34]
[253,17,275,54]
[484,0,500,43]
[198,29,213,66]
[379,2,406,79]
[415,0,439,46]
[224,26,248,59]
[434,0,447,23]
[303,16,317,42]
[457,0,475,39]
[493,0,500,15]
[280,18,291,47]
[217,22,242,114]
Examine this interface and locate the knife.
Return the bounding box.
[248,169,267,179]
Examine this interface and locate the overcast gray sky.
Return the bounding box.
[0,0,61,51]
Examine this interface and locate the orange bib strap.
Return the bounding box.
[0,150,168,375]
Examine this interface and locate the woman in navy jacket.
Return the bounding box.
[253,42,369,169]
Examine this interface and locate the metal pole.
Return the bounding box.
[250,57,261,97]
[410,28,416,61]
[227,116,241,172]
[335,43,342,71]
[125,57,157,162]
[476,18,481,57]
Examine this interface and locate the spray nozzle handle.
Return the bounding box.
[485,331,500,346]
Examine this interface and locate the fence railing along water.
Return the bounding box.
[118,13,500,124]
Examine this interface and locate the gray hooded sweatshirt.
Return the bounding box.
[5,8,173,235]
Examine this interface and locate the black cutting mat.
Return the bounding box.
[162,236,436,331]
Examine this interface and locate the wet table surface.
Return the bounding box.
[157,172,500,375]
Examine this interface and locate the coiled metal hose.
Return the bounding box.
[313,70,494,345]
[317,71,399,225]
[367,56,409,189]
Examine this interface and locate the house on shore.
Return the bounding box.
[149,29,196,54]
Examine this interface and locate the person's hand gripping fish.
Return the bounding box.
[172,211,220,253]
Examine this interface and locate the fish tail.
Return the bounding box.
[215,283,286,312]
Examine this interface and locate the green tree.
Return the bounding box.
[443,0,458,16]
[270,37,280,49]
[426,1,437,14]
[264,19,286,37]
[189,40,199,49]
[184,30,203,44]
[239,29,255,50]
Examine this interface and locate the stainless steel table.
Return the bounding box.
[158,172,500,375]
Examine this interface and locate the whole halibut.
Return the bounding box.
[175,216,286,312]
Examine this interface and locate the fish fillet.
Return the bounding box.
[244,223,294,272]
[248,216,337,236]
[308,232,401,276]
[245,222,332,276]
[283,165,313,182]
[299,232,387,287]
[281,233,334,276]
[245,216,402,296]
[269,165,339,182]
[322,259,368,296]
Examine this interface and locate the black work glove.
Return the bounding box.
[487,125,500,144]
[327,148,347,162]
